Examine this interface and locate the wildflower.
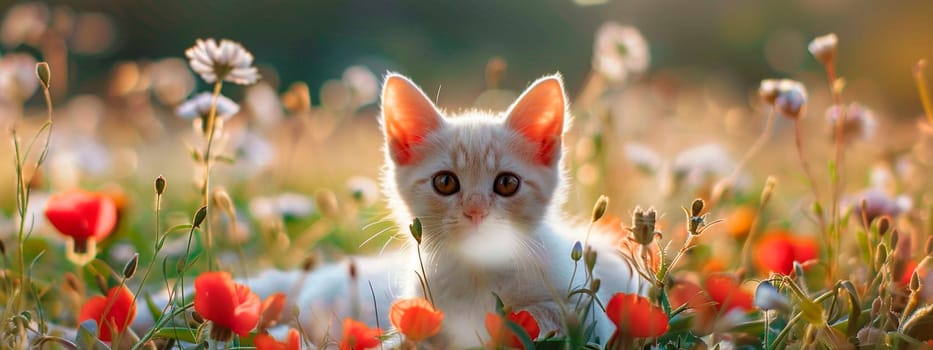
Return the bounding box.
[390,298,444,342]
[667,280,717,334]
[0,2,48,46]
[753,230,819,275]
[185,38,259,85]
[754,281,790,312]
[0,53,39,101]
[672,143,735,187]
[808,33,838,66]
[825,102,877,143]
[339,318,382,350]
[193,271,261,341]
[705,274,754,312]
[606,293,668,338]
[774,80,807,119]
[78,285,136,342]
[346,176,379,206]
[246,83,284,127]
[592,22,650,83]
[849,188,912,225]
[760,79,808,119]
[725,206,755,239]
[257,293,287,331]
[44,190,117,264]
[176,92,240,121]
[485,310,541,349]
[624,143,662,174]
[281,81,311,113]
[900,260,919,286]
[343,65,378,106]
[149,58,196,105]
[254,328,301,350]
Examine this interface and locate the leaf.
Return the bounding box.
[901,304,933,341]
[144,292,164,321]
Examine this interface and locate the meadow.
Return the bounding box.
[1,1,933,349]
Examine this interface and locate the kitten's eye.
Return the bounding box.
[432,171,460,196]
[493,172,521,197]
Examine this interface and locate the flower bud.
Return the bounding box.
[409,217,423,245]
[690,198,704,217]
[592,195,609,223]
[36,62,50,90]
[584,247,597,273]
[571,241,583,262]
[123,253,139,279]
[192,206,208,228]
[808,33,838,66]
[155,175,166,195]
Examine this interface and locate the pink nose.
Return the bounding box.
[463,208,488,224]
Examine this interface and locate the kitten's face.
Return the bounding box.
[380,74,567,265]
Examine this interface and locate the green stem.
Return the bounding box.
[201,81,224,271]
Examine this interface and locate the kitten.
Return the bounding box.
[139,73,647,348]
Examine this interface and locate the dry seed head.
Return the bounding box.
[629,206,658,245]
[808,33,838,66]
[590,278,601,292]
[876,216,891,236]
[592,195,609,222]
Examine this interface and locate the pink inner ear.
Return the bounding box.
[382,75,441,165]
[506,77,565,166]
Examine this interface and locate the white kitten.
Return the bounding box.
[138,73,647,349]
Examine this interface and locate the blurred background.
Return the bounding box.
[0,0,931,278]
[2,0,933,112]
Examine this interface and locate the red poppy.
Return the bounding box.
[900,260,919,286]
[78,285,137,342]
[605,293,669,338]
[485,310,541,349]
[704,274,754,312]
[44,190,117,263]
[340,318,382,350]
[667,280,717,334]
[194,271,261,339]
[257,293,287,331]
[254,328,301,350]
[754,231,819,275]
[389,298,444,342]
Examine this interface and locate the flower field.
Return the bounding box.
[2,1,933,349]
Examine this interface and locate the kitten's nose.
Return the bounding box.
[463,207,488,224]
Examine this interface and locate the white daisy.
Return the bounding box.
[176,92,240,120]
[593,22,650,83]
[185,38,259,85]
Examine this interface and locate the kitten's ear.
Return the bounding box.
[381,73,443,165]
[505,74,567,166]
